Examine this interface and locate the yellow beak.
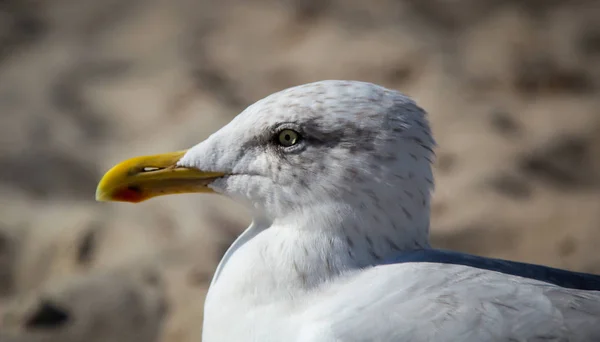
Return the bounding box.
[95,150,225,203]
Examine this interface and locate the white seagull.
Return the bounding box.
[97,80,600,342]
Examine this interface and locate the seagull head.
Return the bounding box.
[97,80,435,240]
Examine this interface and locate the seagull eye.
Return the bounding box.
[277,129,300,147]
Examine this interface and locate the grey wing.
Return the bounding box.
[299,263,600,342]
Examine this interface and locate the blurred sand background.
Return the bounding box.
[1,0,600,341]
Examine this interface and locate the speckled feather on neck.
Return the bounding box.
[177,80,435,336]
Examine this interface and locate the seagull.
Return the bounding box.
[96,80,600,341]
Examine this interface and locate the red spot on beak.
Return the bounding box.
[112,186,145,203]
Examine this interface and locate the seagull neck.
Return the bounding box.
[206,202,430,309]
[284,202,432,266]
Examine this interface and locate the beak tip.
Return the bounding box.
[95,192,110,203]
[95,191,113,203]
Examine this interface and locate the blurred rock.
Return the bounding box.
[1,0,600,341]
[1,266,166,342]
